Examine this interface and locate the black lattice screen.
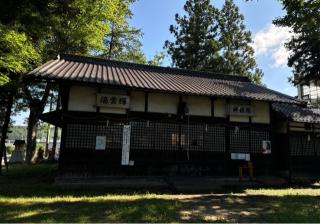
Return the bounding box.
[181,124,204,151]
[230,129,250,153]
[203,125,225,152]
[149,122,180,151]
[316,138,320,156]
[66,123,122,150]
[130,122,226,152]
[230,128,270,154]
[130,121,150,150]
[65,121,269,154]
[251,131,270,153]
[290,132,317,156]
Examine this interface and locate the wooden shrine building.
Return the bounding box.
[27,54,320,176]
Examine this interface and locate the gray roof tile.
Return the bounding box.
[28,54,302,104]
[272,103,320,123]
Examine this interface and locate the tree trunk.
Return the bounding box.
[48,94,60,161]
[107,22,115,59]
[0,92,13,175]
[25,103,40,164]
[45,94,53,158]
[24,81,52,164]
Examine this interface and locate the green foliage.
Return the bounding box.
[44,0,127,57]
[36,143,45,152]
[0,0,135,162]
[6,145,14,155]
[7,125,61,141]
[274,0,320,83]
[102,0,147,64]
[165,0,263,84]
[0,25,40,86]
[218,0,263,84]
[148,52,166,66]
[0,0,127,58]
[165,0,221,71]
[103,22,146,63]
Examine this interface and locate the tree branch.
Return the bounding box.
[40,81,52,107]
[22,81,33,102]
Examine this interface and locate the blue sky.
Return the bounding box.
[13,0,296,125]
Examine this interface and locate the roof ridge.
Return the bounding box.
[58,53,251,82]
[256,84,305,105]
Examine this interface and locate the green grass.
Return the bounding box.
[1,164,320,222]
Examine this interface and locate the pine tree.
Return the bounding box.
[165,0,263,84]
[164,0,221,71]
[103,0,146,64]
[218,0,263,83]
[104,21,146,64]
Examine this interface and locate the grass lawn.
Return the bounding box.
[1,164,320,222]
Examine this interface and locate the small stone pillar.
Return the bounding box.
[9,140,26,163]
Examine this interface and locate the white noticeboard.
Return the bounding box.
[95,136,106,150]
[231,153,250,161]
[262,140,272,154]
[121,125,131,165]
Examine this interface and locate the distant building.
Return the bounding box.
[297,81,320,107]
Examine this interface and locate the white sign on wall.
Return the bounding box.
[228,104,254,116]
[231,153,250,161]
[97,94,130,109]
[121,125,131,165]
[262,140,272,154]
[95,136,106,150]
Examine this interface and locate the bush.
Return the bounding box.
[36,143,45,152]
[6,145,14,155]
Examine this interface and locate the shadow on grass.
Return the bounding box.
[1,164,320,222]
[0,198,183,223]
[1,194,320,222]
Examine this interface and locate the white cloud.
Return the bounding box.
[252,24,292,68]
[272,44,290,68]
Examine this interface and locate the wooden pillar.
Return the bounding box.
[58,81,70,174]
[144,92,149,113]
[225,99,231,174]
[287,121,292,184]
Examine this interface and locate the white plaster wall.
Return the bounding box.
[252,101,270,124]
[289,122,313,132]
[68,86,97,112]
[130,91,145,112]
[100,107,126,114]
[214,99,226,118]
[101,88,127,95]
[183,96,211,116]
[148,93,179,114]
[229,115,250,123]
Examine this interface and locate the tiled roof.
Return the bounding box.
[272,103,320,123]
[28,54,302,104]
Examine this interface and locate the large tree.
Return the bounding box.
[0,25,39,172]
[274,0,320,84]
[102,0,165,65]
[165,0,263,83]
[164,0,221,71]
[0,0,131,164]
[218,0,263,83]
[104,20,146,63]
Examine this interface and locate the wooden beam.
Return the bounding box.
[144,92,149,113]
